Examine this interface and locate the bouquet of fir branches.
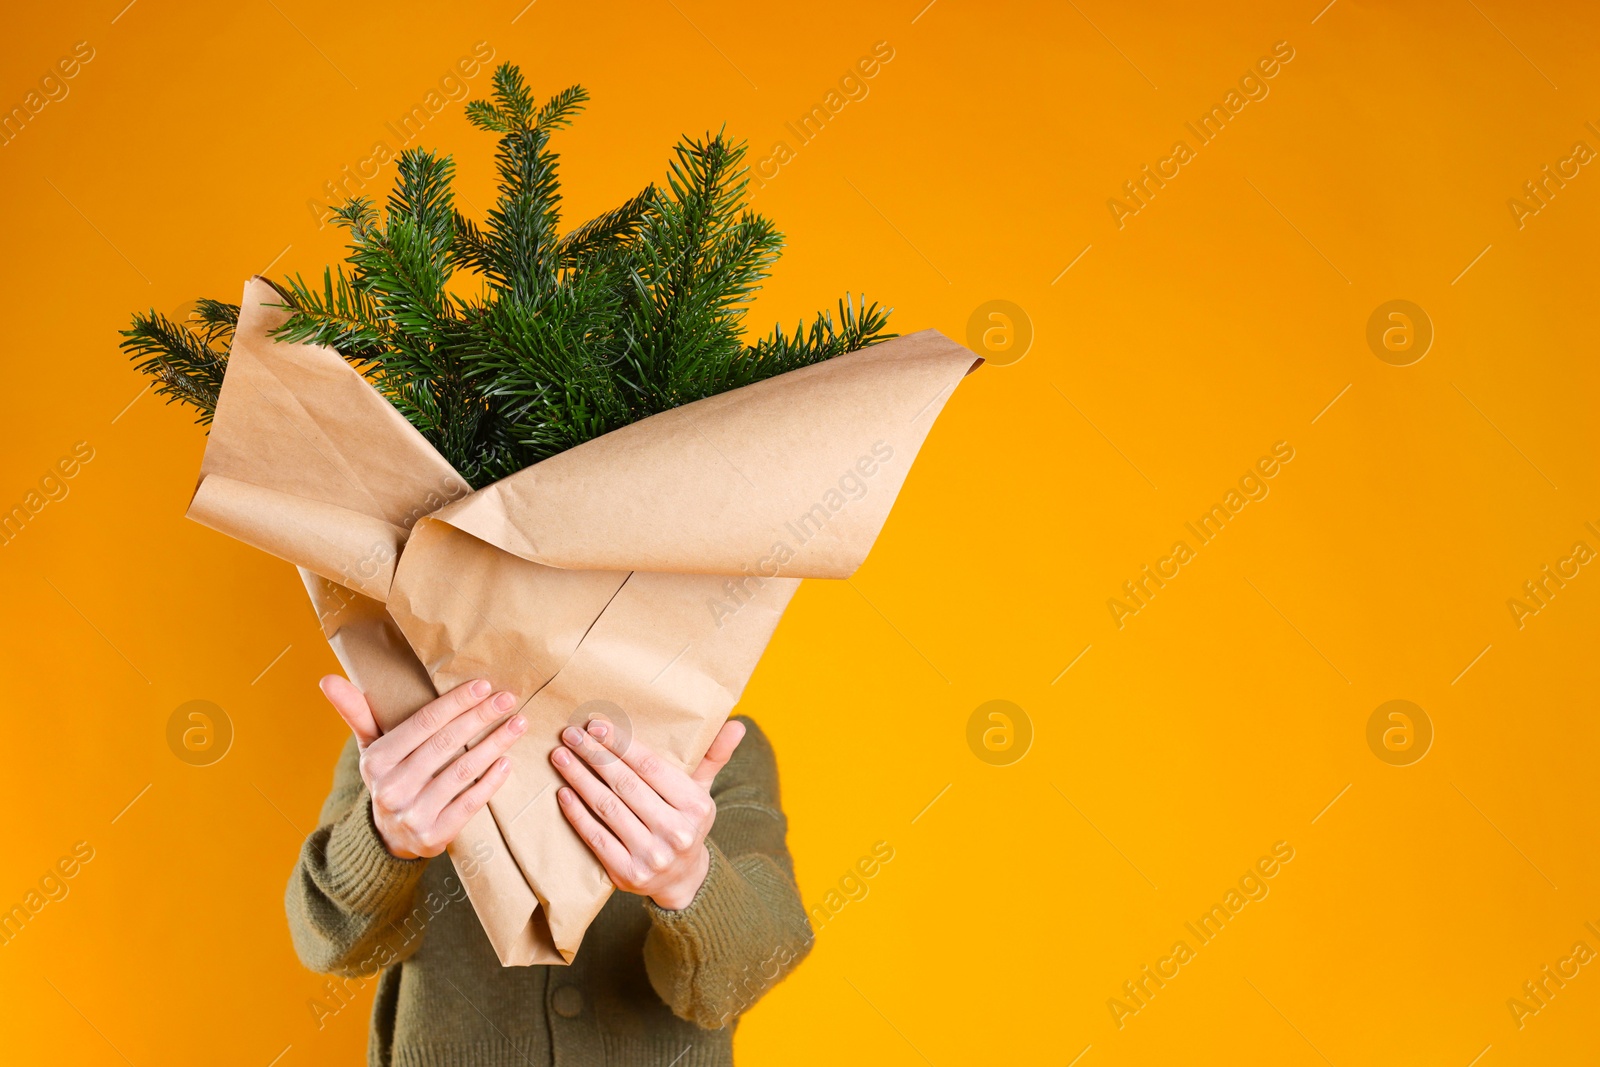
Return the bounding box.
[121,64,979,965]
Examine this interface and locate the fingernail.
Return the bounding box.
[562,726,584,746]
[495,757,510,772]
[558,787,572,802]
[588,720,608,739]
[472,680,491,697]
[510,714,527,734]
[495,692,515,711]
[552,748,570,767]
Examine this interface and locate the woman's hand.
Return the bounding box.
[320,675,526,860]
[552,717,745,910]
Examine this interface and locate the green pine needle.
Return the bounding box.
[119,300,238,424]
[124,62,895,487]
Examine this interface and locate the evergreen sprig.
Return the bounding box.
[122,62,894,487]
[120,299,238,424]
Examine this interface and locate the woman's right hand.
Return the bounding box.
[319,675,527,859]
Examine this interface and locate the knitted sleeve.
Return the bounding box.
[284,735,431,976]
[641,716,814,1029]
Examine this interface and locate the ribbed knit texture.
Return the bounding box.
[285,716,812,1067]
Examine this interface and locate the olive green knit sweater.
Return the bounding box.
[285,716,813,1067]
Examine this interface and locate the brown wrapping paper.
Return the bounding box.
[192,278,979,965]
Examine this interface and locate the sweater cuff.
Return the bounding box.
[321,790,428,914]
[644,840,745,949]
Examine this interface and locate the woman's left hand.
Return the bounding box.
[551,717,744,910]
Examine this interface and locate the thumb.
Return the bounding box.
[319,674,381,749]
[691,719,746,788]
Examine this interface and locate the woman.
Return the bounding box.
[287,676,813,1066]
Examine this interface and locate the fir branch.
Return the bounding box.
[274,267,389,361]
[740,294,896,383]
[452,210,501,285]
[188,298,239,347]
[489,63,537,127]
[557,184,655,267]
[481,125,563,300]
[119,305,238,423]
[535,84,589,132]
[463,97,510,133]
[123,62,895,484]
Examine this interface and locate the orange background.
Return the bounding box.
[2,1,1597,1064]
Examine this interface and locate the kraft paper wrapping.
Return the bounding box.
[190,278,979,965]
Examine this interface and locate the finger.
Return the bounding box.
[415,712,529,820]
[551,741,655,856]
[320,675,381,749]
[389,690,519,796]
[557,785,638,886]
[373,680,495,770]
[690,719,746,788]
[565,724,677,831]
[432,755,513,848]
[585,720,701,814]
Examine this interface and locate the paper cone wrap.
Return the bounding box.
[190,278,979,964]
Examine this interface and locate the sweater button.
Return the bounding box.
[551,985,584,1018]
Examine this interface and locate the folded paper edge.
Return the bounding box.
[424,328,984,577]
